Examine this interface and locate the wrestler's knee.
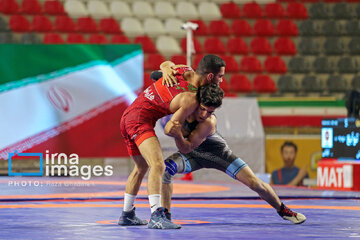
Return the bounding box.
[135,164,148,176]
[149,161,165,173]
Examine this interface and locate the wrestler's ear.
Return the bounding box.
[206,73,214,82]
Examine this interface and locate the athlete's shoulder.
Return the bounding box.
[203,115,217,128]
[177,91,197,104]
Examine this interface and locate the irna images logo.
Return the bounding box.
[8,150,113,180]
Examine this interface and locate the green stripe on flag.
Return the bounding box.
[0,44,142,85]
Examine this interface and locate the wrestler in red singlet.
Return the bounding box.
[120,66,195,156]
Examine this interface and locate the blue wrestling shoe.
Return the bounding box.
[278,203,306,224]
[164,209,172,221]
[148,207,181,229]
[118,207,148,226]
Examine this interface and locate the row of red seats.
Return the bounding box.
[181,37,296,55]
[220,2,308,19]
[279,0,360,2]
[144,72,277,94]
[9,15,121,33]
[43,33,131,44]
[8,14,299,37]
[192,19,298,36]
[0,0,64,15]
[144,54,287,74]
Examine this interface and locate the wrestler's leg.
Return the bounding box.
[161,153,188,212]
[138,137,181,229]
[119,155,148,226]
[235,166,281,210]
[125,155,148,196]
[137,136,165,212]
[236,166,306,224]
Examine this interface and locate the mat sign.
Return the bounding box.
[317,160,360,191]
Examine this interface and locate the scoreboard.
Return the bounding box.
[321,118,360,160]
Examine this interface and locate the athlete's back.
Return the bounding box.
[122,67,196,126]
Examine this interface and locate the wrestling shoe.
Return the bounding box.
[118,207,148,226]
[148,207,181,229]
[164,208,172,221]
[278,203,306,224]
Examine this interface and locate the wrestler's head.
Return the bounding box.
[196,55,226,85]
[195,83,224,122]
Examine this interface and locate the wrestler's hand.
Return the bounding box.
[162,66,178,87]
[165,120,183,138]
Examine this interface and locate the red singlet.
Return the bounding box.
[120,67,196,156]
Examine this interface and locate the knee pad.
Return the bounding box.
[162,153,186,184]
[165,158,178,176]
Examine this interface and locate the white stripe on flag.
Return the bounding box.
[0,55,143,150]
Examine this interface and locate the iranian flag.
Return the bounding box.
[0,44,143,159]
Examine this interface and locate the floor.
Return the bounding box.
[1,177,360,239]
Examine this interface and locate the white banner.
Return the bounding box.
[155,98,265,173]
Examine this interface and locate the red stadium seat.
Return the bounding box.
[253,75,277,93]
[171,54,187,65]
[9,15,31,32]
[55,16,76,32]
[264,56,287,73]
[134,36,157,53]
[44,0,65,15]
[219,77,229,93]
[43,33,64,44]
[264,3,285,18]
[192,54,204,69]
[0,0,19,14]
[181,37,203,54]
[220,55,239,72]
[240,56,262,73]
[220,2,241,18]
[227,37,249,55]
[229,74,252,93]
[67,33,87,43]
[21,0,42,14]
[231,20,252,36]
[77,17,98,33]
[243,2,263,18]
[144,53,166,70]
[209,20,230,36]
[276,19,298,36]
[204,37,226,54]
[89,34,108,44]
[190,20,208,36]
[274,37,296,55]
[250,37,272,55]
[254,19,275,36]
[286,2,308,19]
[99,18,121,34]
[143,72,153,90]
[32,15,53,32]
[111,34,130,44]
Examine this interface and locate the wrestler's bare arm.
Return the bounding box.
[164,92,198,135]
[172,116,216,154]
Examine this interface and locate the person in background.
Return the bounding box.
[271,141,309,186]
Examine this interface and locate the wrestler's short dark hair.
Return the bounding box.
[196,55,226,76]
[281,141,298,153]
[196,83,224,108]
